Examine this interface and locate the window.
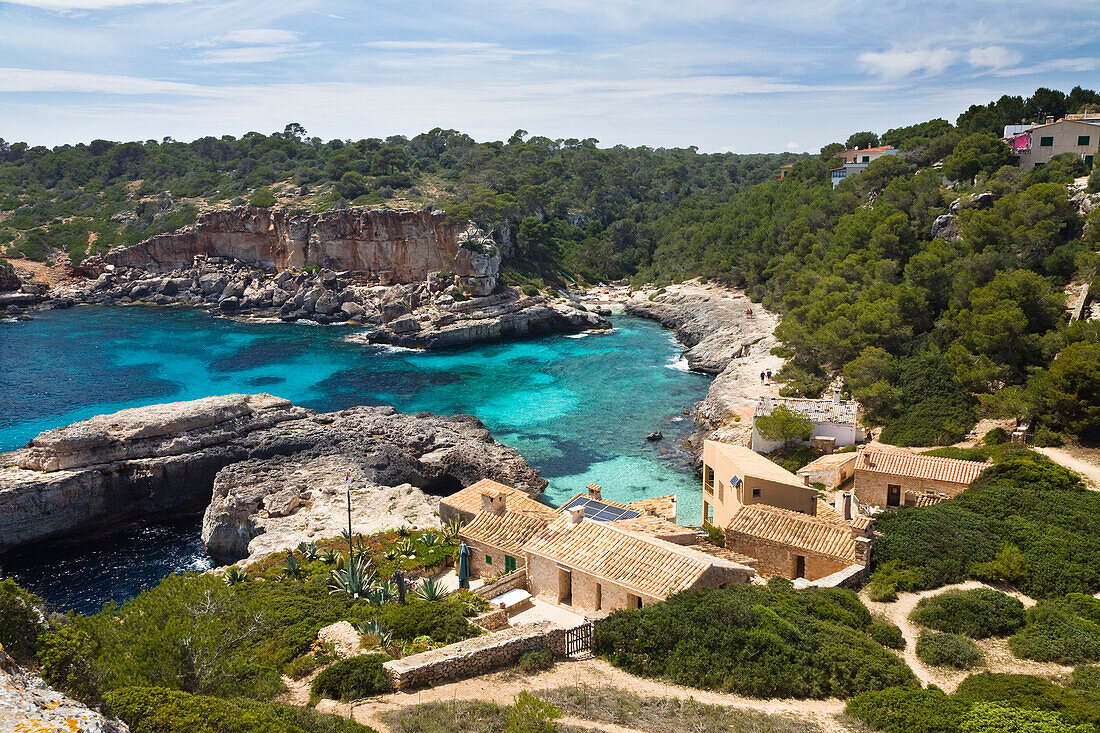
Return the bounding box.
[704,466,714,491]
[1078,135,1091,146]
[704,502,714,525]
[752,488,762,499]
[861,155,870,162]
[717,482,723,503]
[794,555,806,579]
[1085,155,1094,168]
[627,594,643,609]
[485,554,492,565]
[504,555,516,573]
[1040,136,1054,147]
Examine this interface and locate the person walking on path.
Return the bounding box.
[760,371,765,384]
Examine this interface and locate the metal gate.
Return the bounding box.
[565,621,594,655]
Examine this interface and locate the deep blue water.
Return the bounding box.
[0,306,710,612]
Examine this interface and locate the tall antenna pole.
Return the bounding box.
[345,469,353,560]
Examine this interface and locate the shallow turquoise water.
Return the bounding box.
[0,306,711,610]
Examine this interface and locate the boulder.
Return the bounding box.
[0,262,20,292]
[263,487,300,517]
[0,648,128,732]
[931,213,958,240]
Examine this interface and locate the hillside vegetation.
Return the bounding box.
[2,86,1099,444]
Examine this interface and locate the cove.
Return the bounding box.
[0,306,711,612]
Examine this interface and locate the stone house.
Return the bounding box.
[523,509,754,612]
[724,495,872,581]
[459,510,551,579]
[702,440,817,528]
[439,478,556,525]
[1008,118,1098,169]
[852,448,988,508]
[796,451,857,490]
[751,396,865,453]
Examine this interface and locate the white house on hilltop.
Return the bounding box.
[751,395,866,453]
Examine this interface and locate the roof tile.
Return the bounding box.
[855,449,987,485]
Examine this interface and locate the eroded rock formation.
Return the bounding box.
[0,395,546,562]
[0,648,128,733]
[82,207,461,282]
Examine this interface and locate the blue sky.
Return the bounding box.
[1,0,1098,152]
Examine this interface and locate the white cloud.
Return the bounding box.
[2,0,185,9]
[0,67,219,95]
[967,45,1020,69]
[859,47,956,80]
[218,29,300,46]
[784,141,800,150]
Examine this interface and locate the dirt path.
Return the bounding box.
[1035,447,1100,490]
[861,580,1073,693]
[295,657,851,733]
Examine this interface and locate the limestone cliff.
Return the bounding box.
[0,648,127,732]
[0,395,546,560]
[84,207,461,283]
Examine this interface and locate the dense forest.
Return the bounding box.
[2,85,1099,444]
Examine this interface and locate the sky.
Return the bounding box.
[0,0,1098,153]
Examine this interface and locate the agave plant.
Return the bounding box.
[395,525,413,537]
[354,618,394,649]
[441,517,462,543]
[224,567,249,586]
[319,548,338,565]
[414,577,453,602]
[395,538,416,556]
[328,554,376,599]
[364,583,393,608]
[282,551,305,580]
[420,530,439,548]
[297,541,319,561]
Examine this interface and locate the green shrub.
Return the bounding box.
[982,427,1008,445]
[915,631,983,669]
[379,597,479,644]
[1072,665,1100,700]
[594,585,916,698]
[909,588,1025,638]
[1010,594,1100,665]
[1032,426,1064,447]
[506,691,560,733]
[104,686,375,733]
[311,654,390,702]
[766,443,821,473]
[0,577,47,662]
[517,648,554,673]
[250,187,277,207]
[970,543,1030,587]
[846,686,967,733]
[866,561,925,603]
[960,702,1092,733]
[954,672,1100,726]
[868,622,906,650]
[872,452,1100,599]
[520,284,539,296]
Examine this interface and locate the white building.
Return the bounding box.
[751,395,866,453]
[830,145,899,188]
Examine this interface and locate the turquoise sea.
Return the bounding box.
[0,306,711,611]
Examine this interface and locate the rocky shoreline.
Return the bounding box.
[622,283,785,462]
[0,205,610,347]
[0,394,545,564]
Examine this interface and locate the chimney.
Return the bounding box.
[586,483,602,500]
[841,491,852,521]
[1046,115,1055,125]
[479,491,507,516]
[832,390,841,404]
[566,506,585,525]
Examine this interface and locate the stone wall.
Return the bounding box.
[472,608,510,631]
[852,470,969,508]
[382,621,571,691]
[724,533,851,582]
[474,568,529,599]
[526,554,656,612]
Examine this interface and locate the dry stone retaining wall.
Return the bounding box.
[383,620,570,691]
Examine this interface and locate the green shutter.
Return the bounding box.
[505,555,516,573]
[1040,136,1054,147]
[1079,135,1091,146]
[485,554,492,565]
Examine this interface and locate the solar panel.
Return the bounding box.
[561,496,640,521]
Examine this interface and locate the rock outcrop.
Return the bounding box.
[82,207,460,281]
[0,261,20,292]
[0,648,127,733]
[369,289,610,349]
[0,395,545,562]
[625,284,784,462]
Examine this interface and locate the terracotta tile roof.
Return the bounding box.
[625,494,678,521]
[706,442,809,487]
[523,518,751,599]
[609,514,696,540]
[459,511,550,555]
[755,396,860,425]
[842,145,895,154]
[725,504,859,562]
[904,490,948,507]
[441,479,557,520]
[797,452,858,472]
[855,449,988,485]
[850,514,873,531]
